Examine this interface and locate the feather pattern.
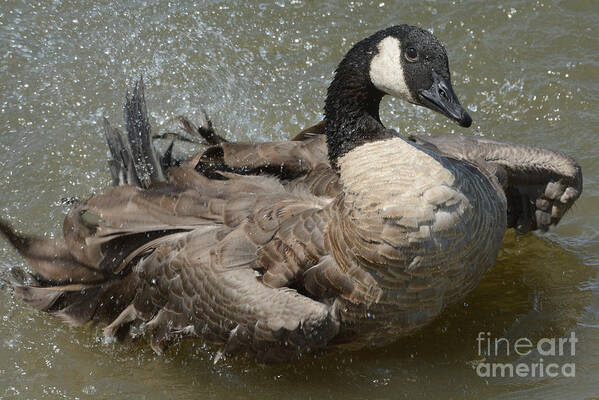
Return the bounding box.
[1,26,582,361]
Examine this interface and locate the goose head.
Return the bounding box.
[368,25,472,127]
[325,25,472,166]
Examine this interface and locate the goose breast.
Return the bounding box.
[330,138,507,329]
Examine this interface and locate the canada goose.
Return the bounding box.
[0,25,582,362]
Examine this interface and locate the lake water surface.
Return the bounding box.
[1,1,598,399]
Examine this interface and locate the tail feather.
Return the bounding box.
[50,273,139,327]
[124,77,165,188]
[172,112,227,145]
[13,285,63,311]
[1,219,137,328]
[103,118,141,187]
[0,219,107,285]
[104,77,167,188]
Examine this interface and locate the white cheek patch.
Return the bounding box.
[369,36,413,101]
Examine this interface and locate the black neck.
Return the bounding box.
[324,63,389,169]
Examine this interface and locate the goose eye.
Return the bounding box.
[405,47,418,62]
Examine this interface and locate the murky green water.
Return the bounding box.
[1,0,598,398]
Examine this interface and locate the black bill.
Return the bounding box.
[418,71,472,128]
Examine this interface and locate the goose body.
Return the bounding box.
[1,25,582,362]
